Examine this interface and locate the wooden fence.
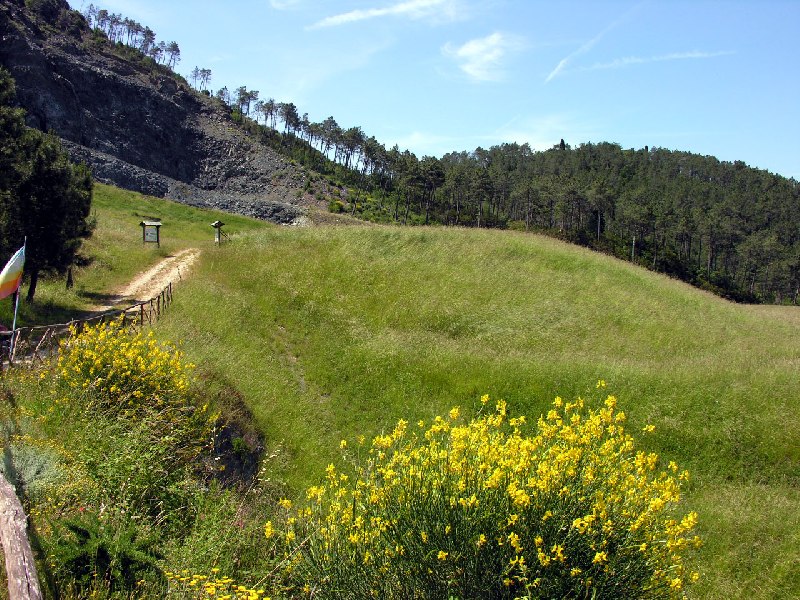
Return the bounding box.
[0,281,173,370]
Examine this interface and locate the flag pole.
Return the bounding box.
[9,237,26,359]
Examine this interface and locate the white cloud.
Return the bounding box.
[494,113,602,151]
[545,2,645,83]
[442,32,525,82]
[382,114,596,157]
[308,0,459,30]
[573,50,735,73]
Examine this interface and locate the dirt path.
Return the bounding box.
[97,248,200,311]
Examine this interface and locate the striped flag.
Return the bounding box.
[0,246,25,300]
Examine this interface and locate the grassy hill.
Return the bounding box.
[155,219,799,598]
[5,184,798,597]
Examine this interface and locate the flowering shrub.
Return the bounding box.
[54,317,212,525]
[280,388,701,599]
[58,317,192,409]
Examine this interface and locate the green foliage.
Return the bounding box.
[47,510,164,595]
[54,318,213,525]
[0,320,249,597]
[0,67,94,301]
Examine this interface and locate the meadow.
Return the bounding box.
[3,184,798,597]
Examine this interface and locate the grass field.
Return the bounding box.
[156,223,799,598]
[6,185,799,597]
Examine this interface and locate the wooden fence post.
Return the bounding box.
[0,472,43,600]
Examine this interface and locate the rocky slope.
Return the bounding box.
[0,0,315,223]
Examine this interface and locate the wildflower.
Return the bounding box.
[437,550,448,561]
[264,521,275,538]
[593,551,608,564]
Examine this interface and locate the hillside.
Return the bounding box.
[155,221,800,599]
[0,0,313,223]
[0,184,797,597]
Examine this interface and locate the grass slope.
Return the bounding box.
[9,185,797,597]
[153,222,799,599]
[0,183,270,326]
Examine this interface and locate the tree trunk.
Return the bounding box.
[25,270,38,303]
[0,471,43,600]
[596,210,601,241]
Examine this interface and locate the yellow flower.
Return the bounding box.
[592,551,608,564]
[437,550,448,560]
[263,521,275,538]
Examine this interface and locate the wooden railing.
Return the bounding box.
[0,281,173,369]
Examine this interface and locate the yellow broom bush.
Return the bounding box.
[54,317,211,525]
[57,316,192,409]
[280,387,701,599]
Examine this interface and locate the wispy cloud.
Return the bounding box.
[544,3,643,83]
[442,32,525,82]
[574,50,735,73]
[308,0,458,30]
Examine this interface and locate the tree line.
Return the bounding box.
[224,94,800,304]
[82,3,180,68]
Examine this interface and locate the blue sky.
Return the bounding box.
[89,0,799,180]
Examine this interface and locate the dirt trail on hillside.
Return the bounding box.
[96,248,200,311]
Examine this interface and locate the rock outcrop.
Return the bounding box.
[0,0,315,223]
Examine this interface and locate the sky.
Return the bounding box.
[84,0,799,180]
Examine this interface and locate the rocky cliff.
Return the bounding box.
[0,0,313,223]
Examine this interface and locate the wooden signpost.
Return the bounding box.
[140,220,162,247]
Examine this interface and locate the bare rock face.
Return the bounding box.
[0,0,311,223]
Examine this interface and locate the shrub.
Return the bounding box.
[47,510,165,595]
[280,388,701,599]
[57,317,192,411]
[55,318,213,526]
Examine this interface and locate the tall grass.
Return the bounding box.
[155,224,800,598]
